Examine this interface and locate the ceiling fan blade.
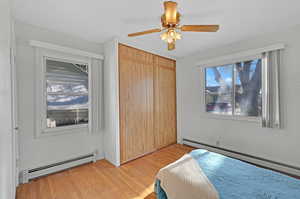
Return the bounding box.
[180,25,219,32]
[128,28,161,37]
[164,1,178,24]
[168,42,175,51]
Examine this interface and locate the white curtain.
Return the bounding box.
[261,49,281,128]
[90,58,103,133]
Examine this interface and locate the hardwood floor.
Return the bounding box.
[17,144,194,199]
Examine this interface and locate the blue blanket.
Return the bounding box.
[155,149,300,199]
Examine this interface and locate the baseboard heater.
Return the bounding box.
[183,138,300,177]
[21,152,97,183]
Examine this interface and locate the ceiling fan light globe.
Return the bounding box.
[160,32,168,41]
[169,30,175,37]
[176,33,181,40]
[167,37,174,43]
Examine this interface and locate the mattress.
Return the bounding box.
[155,149,300,199]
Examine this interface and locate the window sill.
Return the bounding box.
[37,124,89,138]
[201,112,261,123]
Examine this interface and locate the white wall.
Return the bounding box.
[0,0,14,198]
[177,25,300,169]
[15,21,105,171]
[103,39,120,166]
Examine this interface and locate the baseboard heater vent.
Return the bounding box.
[21,152,97,183]
[183,138,300,177]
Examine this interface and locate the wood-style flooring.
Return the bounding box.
[16,144,194,199]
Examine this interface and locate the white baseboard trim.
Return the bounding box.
[183,138,300,177]
[21,151,98,183]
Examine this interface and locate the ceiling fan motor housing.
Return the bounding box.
[162,1,181,28]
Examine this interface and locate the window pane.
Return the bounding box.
[205,65,233,115]
[47,109,88,127]
[46,59,89,128]
[47,81,88,94]
[234,59,262,116]
[47,94,88,109]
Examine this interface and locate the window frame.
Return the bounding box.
[202,55,262,123]
[35,48,93,137]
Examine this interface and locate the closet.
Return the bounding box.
[119,44,177,163]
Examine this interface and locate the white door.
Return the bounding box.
[11,21,19,188]
[0,0,16,197]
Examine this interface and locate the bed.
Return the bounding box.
[155,149,300,199]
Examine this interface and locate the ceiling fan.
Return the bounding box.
[128,1,220,51]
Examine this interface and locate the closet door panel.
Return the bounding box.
[119,44,155,163]
[154,57,177,149]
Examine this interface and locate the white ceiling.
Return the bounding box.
[13,0,300,58]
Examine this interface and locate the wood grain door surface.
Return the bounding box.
[154,56,177,149]
[119,44,155,163]
[119,44,177,163]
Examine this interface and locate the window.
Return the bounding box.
[205,59,262,117]
[31,40,104,137]
[46,59,89,128]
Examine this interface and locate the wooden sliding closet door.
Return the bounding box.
[154,56,177,149]
[119,44,155,163]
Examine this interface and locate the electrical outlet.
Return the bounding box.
[216,141,220,147]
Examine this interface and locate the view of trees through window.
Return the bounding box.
[205,59,262,117]
[46,59,89,128]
